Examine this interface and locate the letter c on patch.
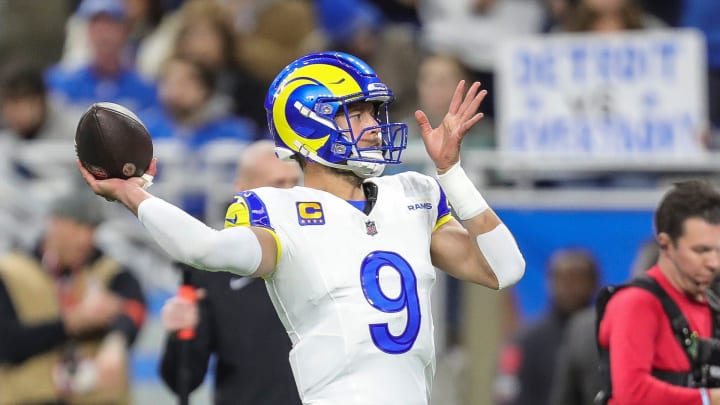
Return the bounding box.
[298,202,322,219]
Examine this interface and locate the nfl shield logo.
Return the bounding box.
[365,220,378,236]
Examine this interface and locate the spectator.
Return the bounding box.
[559,0,665,32]
[46,0,158,113]
[135,0,268,132]
[0,60,77,143]
[141,55,256,219]
[0,60,79,180]
[171,0,267,132]
[159,139,301,405]
[142,55,255,149]
[495,248,598,405]
[407,53,493,150]
[0,60,83,249]
[60,0,168,70]
[535,0,666,189]
[0,189,146,404]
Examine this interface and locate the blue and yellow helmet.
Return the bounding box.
[265,52,408,178]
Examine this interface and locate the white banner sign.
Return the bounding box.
[496,29,708,158]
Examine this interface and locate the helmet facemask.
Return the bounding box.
[328,96,407,178]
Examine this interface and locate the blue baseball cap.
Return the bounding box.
[77,0,127,20]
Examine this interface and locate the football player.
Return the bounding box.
[78,52,526,404]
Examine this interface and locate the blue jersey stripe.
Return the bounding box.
[239,191,273,229]
[436,181,451,222]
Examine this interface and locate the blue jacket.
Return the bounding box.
[141,107,256,149]
[45,64,158,112]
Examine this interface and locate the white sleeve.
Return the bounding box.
[137,197,262,276]
[476,224,525,289]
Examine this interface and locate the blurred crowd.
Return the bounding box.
[0,0,718,218]
[0,0,718,404]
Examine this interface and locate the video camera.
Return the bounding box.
[692,336,720,388]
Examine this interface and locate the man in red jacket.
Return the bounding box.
[599,180,720,405]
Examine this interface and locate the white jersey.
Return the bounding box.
[224,171,453,405]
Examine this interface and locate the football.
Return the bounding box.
[75,102,153,180]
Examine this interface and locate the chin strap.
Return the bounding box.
[348,160,385,178]
[348,150,385,178]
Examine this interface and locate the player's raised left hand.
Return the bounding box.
[414,80,487,173]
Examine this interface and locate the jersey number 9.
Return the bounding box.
[360,251,421,354]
